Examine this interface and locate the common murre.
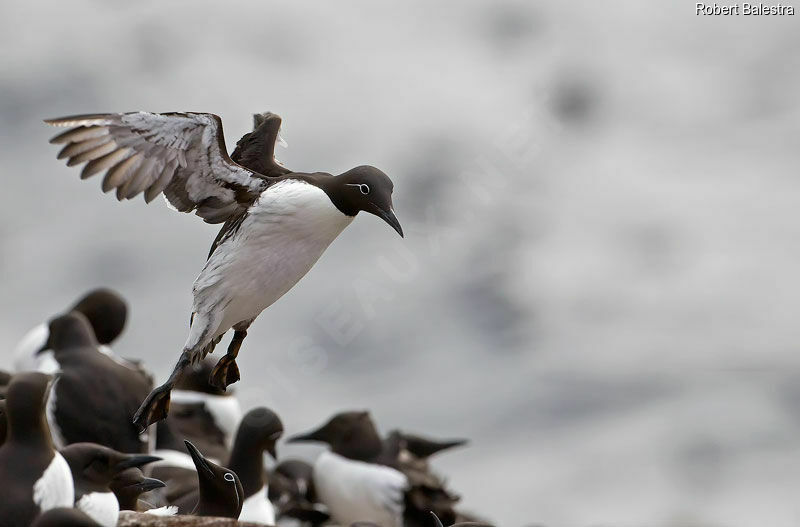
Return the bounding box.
[224,407,283,524]
[46,312,153,453]
[13,288,128,374]
[45,111,403,431]
[60,442,161,527]
[0,372,74,527]
[181,440,244,518]
[269,458,330,525]
[289,411,409,527]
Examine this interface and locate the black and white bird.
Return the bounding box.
[45,111,403,430]
[45,312,153,453]
[13,288,128,373]
[289,411,409,527]
[181,440,243,518]
[0,372,74,527]
[170,358,243,458]
[61,442,161,527]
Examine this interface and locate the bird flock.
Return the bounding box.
[0,111,494,526]
[0,290,489,527]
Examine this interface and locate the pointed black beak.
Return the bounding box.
[134,477,166,493]
[114,454,161,472]
[375,207,403,238]
[267,442,278,460]
[430,511,445,527]
[184,440,213,475]
[287,427,325,444]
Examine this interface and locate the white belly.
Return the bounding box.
[238,485,275,524]
[192,179,353,338]
[313,451,407,527]
[76,491,119,527]
[32,452,74,512]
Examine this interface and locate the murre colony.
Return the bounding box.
[0,112,493,526]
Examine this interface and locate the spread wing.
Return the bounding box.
[45,112,268,224]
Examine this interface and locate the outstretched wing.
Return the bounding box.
[45,112,267,224]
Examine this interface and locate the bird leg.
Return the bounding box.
[132,349,194,432]
[209,326,248,391]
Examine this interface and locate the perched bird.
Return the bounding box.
[167,407,281,522]
[61,442,161,527]
[13,288,128,373]
[182,440,243,518]
[289,411,409,527]
[45,312,153,453]
[30,508,102,527]
[269,459,329,525]
[45,111,403,430]
[0,372,74,527]
[109,468,166,511]
[170,358,243,458]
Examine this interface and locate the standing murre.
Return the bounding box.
[289,411,409,527]
[170,358,243,458]
[45,111,403,430]
[181,440,244,518]
[0,372,74,527]
[46,312,153,453]
[13,288,128,374]
[31,508,103,527]
[60,442,161,527]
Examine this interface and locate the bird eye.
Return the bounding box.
[347,183,370,195]
[224,473,235,482]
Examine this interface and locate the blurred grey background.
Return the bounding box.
[2,1,800,525]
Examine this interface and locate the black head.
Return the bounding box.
[109,467,165,511]
[70,288,128,345]
[326,166,402,237]
[233,407,283,459]
[4,371,52,445]
[47,312,97,351]
[61,442,161,494]
[31,508,102,527]
[288,410,383,461]
[184,440,243,518]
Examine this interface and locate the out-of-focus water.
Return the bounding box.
[2,2,800,525]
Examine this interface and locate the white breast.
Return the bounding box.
[76,491,119,527]
[313,451,408,527]
[32,451,74,512]
[238,485,275,524]
[192,179,354,338]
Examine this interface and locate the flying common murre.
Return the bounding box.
[0,372,74,527]
[45,111,403,431]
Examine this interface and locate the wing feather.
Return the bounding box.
[45,111,267,223]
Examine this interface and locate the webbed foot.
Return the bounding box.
[209,355,240,391]
[133,384,172,433]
